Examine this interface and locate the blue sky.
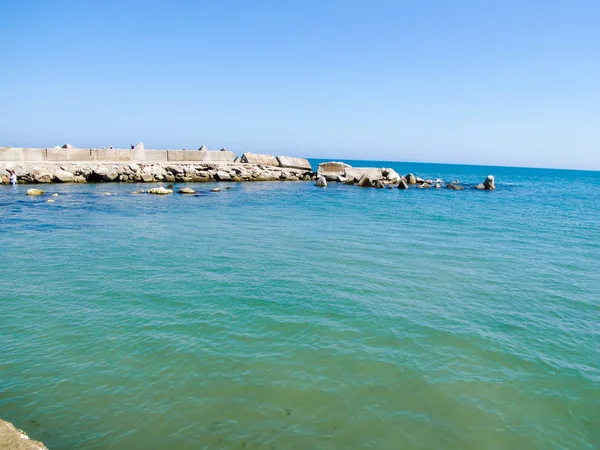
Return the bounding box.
[1,0,598,169]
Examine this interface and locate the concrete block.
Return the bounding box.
[91,149,132,161]
[0,147,46,162]
[240,152,278,166]
[200,150,235,162]
[46,148,92,161]
[133,149,168,162]
[168,150,235,162]
[317,161,350,176]
[277,156,312,171]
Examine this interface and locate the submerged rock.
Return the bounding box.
[148,187,173,195]
[211,187,221,192]
[178,187,196,194]
[419,182,431,188]
[447,183,464,191]
[26,188,45,196]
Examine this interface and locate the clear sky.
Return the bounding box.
[1,0,598,169]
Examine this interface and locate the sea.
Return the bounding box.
[1,159,599,450]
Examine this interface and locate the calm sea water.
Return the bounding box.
[1,160,599,450]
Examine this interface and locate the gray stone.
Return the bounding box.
[141,173,154,182]
[373,180,385,188]
[54,169,74,182]
[240,152,279,166]
[406,173,417,184]
[345,167,383,182]
[276,156,312,171]
[148,187,173,195]
[315,176,327,187]
[32,169,53,183]
[179,187,196,194]
[26,188,45,196]
[398,179,409,189]
[216,170,231,180]
[317,161,351,177]
[357,174,372,187]
[419,183,431,189]
[128,163,139,172]
[484,175,495,190]
[384,169,401,182]
[447,183,464,190]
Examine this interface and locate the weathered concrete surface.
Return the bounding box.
[276,156,312,171]
[317,162,350,176]
[240,152,278,166]
[0,148,46,162]
[46,148,92,161]
[91,149,132,162]
[0,419,48,449]
[344,167,384,182]
[167,150,235,163]
[132,149,168,162]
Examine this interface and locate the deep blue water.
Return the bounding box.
[1,160,599,449]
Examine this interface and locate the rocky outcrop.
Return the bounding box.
[0,419,48,449]
[484,175,495,190]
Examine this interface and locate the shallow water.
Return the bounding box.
[1,161,599,449]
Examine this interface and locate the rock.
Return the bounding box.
[0,418,48,450]
[51,193,59,197]
[128,163,139,172]
[178,187,196,194]
[435,184,441,189]
[211,187,221,192]
[133,142,144,150]
[357,174,372,187]
[141,173,154,182]
[475,183,486,190]
[483,175,495,190]
[26,188,45,196]
[215,170,231,181]
[397,178,409,189]
[32,170,53,183]
[419,183,431,189]
[46,199,55,203]
[225,186,231,190]
[166,184,174,189]
[406,173,417,184]
[343,178,355,185]
[373,180,385,189]
[416,177,425,184]
[198,145,207,151]
[73,175,87,183]
[148,187,173,195]
[317,161,351,177]
[54,169,75,182]
[166,165,183,175]
[384,169,401,182]
[315,176,327,187]
[102,192,112,196]
[105,169,119,181]
[345,167,383,182]
[62,143,75,149]
[447,183,464,190]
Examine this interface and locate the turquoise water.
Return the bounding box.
[1,161,599,449]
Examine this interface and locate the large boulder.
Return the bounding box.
[148,187,173,195]
[215,170,231,181]
[398,178,409,189]
[32,169,53,183]
[276,156,312,171]
[483,175,495,190]
[373,180,385,189]
[240,152,278,166]
[315,176,327,187]
[26,188,45,196]
[178,187,196,194]
[406,173,417,184]
[447,183,464,190]
[384,169,401,182]
[53,169,75,182]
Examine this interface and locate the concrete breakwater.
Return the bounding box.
[0,418,48,449]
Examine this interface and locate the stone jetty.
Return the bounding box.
[0,145,495,190]
[0,418,48,449]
